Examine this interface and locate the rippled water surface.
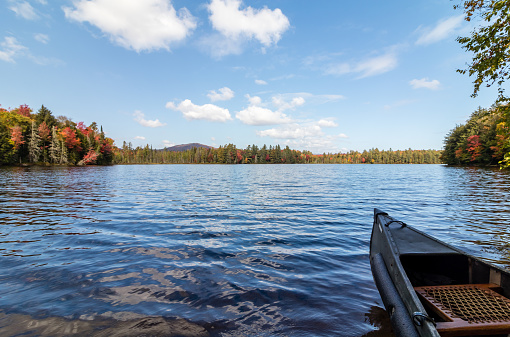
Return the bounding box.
[1,164,510,336]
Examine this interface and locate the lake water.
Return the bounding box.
[0,164,509,336]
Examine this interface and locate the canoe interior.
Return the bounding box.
[400,254,469,287]
[371,210,510,337]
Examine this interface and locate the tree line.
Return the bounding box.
[0,104,114,165]
[114,142,442,165]
[441,104,510,167]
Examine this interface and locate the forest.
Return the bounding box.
[114,142,442,165]
[0,104,114,165]
[441,104,510,168]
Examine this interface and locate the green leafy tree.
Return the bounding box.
[455,0,510,102]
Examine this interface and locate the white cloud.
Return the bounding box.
[207,87,234,102]
[63,0,197,52]
[318,119,338,128]
[162,140,175,148]
[166,99,232,122]
[236,105,291,125]
[236,94,293,125]
[134,136,146,140]
[256,122,348,154]
[9,1,38,20]
[416,15,464,45]
[246,94,262,106]
[207,0,290,49]
[257,124,323,139]
[272,96,305,111]
[326,51,398,78]
[34,33,49,44]
[0,36,27,63]
[354,53,398,78]
[255,79,267,85]
[133,110,166,127]
[409,78,440,90]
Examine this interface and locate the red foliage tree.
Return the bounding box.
[10,126,25,149]
[17,104,31,117]
[82,149,98,164]
[466,135,482,161]
[100,139,112,155]
[38,121,51,142]
[60,126,82,151]
[76,121,91,136]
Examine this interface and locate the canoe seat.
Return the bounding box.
[415,283,510,337]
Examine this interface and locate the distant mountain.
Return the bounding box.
[162,143,212,152]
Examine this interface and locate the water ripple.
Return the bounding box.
[0,164,509,336]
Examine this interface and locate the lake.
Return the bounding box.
[1,164,509,336]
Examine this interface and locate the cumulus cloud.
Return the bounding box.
[134,136,146,140]
[272,96,305,111]
[257,124,323,139]
[166,99,232,122]
[207,0,289,52]
[236,105,291,125]
[317,119,338,128]
[256,122,348,154]
[326,51,398,78]
[207,87,234,102]
[236,94,293,125]
[416,15,464,45]
[9,1,38,20]
[247,94,262,106]
[34,33,49,44]
[0,36,27,63]
[255,79,267,85]
[63,0,197,52]
[409,78,440,90]
[133,110,166,127]
[162,140,175,147]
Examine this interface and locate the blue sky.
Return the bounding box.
[0,0,501,153]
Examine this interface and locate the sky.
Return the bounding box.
[0,0,503,153]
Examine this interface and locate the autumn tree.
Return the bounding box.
[15,104,32,118]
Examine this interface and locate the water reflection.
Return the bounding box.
[0,310,209,337]
[1,165,510,335]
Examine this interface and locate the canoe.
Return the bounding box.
[370,209,510,337]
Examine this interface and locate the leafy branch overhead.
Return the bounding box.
[455,0,510,101]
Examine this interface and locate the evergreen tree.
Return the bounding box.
[28,121,41,163]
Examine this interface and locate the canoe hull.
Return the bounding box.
[370,209,510,337]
